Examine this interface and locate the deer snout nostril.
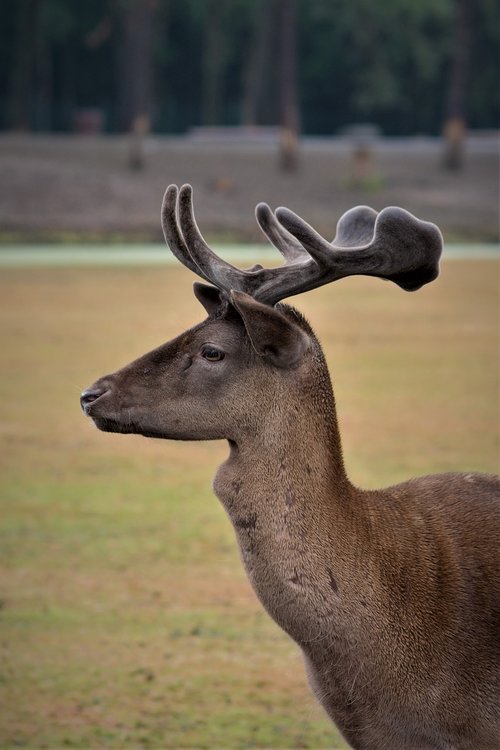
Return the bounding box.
[80,388,106,413]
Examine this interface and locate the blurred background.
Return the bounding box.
[0,0,498,243]
[0,1,498,749]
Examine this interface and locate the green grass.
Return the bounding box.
[0,260,498,748]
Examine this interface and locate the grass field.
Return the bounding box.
[1,259,498,749]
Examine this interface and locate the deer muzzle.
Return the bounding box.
[80,387,107,414]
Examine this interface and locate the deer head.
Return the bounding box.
[81,184,442,444]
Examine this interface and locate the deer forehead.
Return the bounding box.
[190,317,249,352]
[146,317,250,363]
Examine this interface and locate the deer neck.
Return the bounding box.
[213,352,356,641]
[215,348,348,503]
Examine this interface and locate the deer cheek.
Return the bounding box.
[180,354,192,372]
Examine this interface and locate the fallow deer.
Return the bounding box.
[81,184,500,750]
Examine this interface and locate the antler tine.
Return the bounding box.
[177,184,250,293]
[274,207,343,268]
[332,205,378,247]
[255,202,308,263]
[161,185,212,283]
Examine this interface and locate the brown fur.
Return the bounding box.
[82,297,500,750]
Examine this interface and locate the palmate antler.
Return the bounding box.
[161,184,442,306]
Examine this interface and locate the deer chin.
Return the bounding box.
[91,416,134,434]
[90,408,193,440]
[92,415,174,440]
[89,415,160,438]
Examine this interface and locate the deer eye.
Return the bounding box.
[201,345,225,362]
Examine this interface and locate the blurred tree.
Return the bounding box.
[442,0,472,169]
[194,0,258,128]
[299,0,455,135]
[117,0,155,131]
[0,0,498,136]
[241,0,274,127]
[156,0,201,132]
[201,0,229,125]
[467,0,500,130]
[116,0,158,168]
[278,0,300,170]
[6,0,41,130]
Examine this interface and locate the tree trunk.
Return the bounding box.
[241,1,274,127]
[442,0,473,170]
[7,0,41,131]
[202,0,228,126]
[117,0,157,169]
[277,0,300,171]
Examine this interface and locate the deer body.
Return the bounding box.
[81,186,500,750]
[212,309,499,750]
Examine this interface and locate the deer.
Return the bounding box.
[81,184,500,750]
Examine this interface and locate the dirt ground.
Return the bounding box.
[0,133,498,243]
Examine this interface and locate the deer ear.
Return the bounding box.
[230,291,309,368]
[193,282,224,316]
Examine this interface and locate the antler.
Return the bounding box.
[161,184,442,306]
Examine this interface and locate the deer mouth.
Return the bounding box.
[81,387,130,431]
[91,415,134,434]
[93,415,173,440]
[81,388,168,438]
[88,408,169,439]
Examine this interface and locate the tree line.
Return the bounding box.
[1,0,498,138]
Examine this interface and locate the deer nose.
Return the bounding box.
[80,388,105,413]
